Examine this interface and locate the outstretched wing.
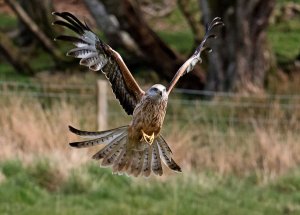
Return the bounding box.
[52,12,144,115]
[166,17,224,94]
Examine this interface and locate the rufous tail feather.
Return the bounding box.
[69,126,182,177]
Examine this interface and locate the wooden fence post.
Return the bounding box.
[97,80,107,131]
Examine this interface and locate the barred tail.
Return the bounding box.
[69,125,128,147]
[69,126,181,177]
[111,135,182,177]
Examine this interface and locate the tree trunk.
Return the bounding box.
[17,0,55,46]
[101,0,205,89]
[83,0,143,58]
[200,0,275,93]
[177,0,204,45]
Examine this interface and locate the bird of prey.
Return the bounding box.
[52,12,223,177]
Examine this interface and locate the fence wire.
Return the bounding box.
[0,81,299,133]
[2,80,300,99]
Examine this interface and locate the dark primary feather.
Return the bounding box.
[191,17,224,61]
[53,12,87,33]
[166,17,224,94]
[157,139,181,172]
[52,11,144,115]
[54,35,88,45]
[68,125,127,139]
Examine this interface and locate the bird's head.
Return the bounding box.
[146,84,168,101]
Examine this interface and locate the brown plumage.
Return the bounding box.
[53,12,223,177]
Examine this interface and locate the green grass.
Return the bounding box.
[0,63,32,82]
[0,15,18,79]
[158,30,194,55]
[1,160,300,215]
[268,19,300,65]
[31,49,56,71]
[278,0,300,5]
[0,13,17,31]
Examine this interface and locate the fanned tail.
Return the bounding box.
[69,126,181,177]
[112,135,181,177]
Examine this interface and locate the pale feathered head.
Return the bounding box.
[146,84,168,100]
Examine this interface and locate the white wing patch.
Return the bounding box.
[65,30,108,71]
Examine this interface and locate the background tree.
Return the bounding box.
[17,0,54,46]
[85,0,276,92]
[0,0,282,93]
[83,0,142,57]
[89,0,206,89]
[199,0,276,93]
[4,0,70,72]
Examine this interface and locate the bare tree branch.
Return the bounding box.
[83,0,143,58]
[140,0,176,17]
[0,32,34,75]
[5,0,64,61]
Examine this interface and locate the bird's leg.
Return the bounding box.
[141,130,155,145]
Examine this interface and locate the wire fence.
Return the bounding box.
[0,80,299,132]
[2,80,300,99]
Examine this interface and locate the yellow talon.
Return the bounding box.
[141,130,155,145]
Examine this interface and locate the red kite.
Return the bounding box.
[53,12,223,177]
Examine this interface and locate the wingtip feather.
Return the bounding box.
[171,158,182,172]
[174,165,182,172]
[69,142,80,147]
[69,125,79,134]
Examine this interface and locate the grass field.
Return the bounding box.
[0,92,299,214]
[1,160,300,215]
